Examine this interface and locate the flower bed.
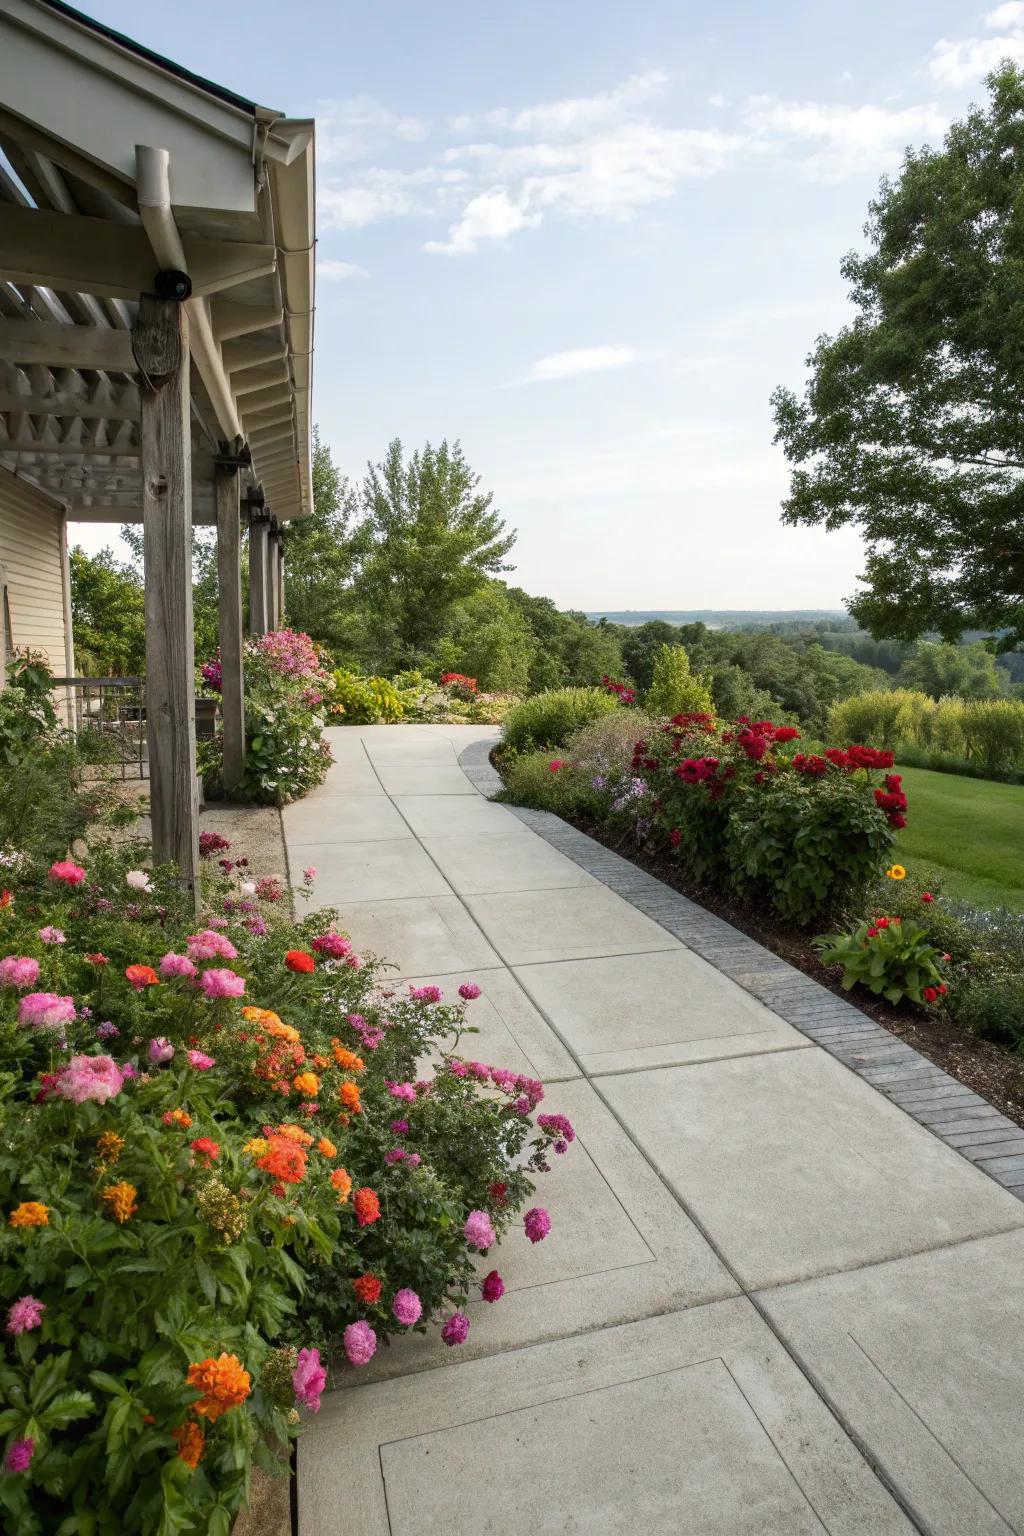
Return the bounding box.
[330,668,516,726]
[0,807,571,1529]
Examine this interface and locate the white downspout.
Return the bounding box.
[135,145,242,441]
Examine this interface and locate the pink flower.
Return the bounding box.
[148,1037,174,1064]
[392,1288,423,1326]
[49,860,85,886]
[38,926,65,946]
[6,1296,45,1335]
[441,1312,470,1347]
[458,982,482,1001]
[387,1081,417,1102]
[343,1320,377,1367]
[159,952,196,980]
[186,929,238,962]
[409,984,442,1003]
[303,866,317,881]
[126,869,153,893]
[247,916,269,938]
[200,968,245,999]
[186,1049,215,1071]
[537,1114,575,1147]
[57,1054,122,1105]
[4,1438,33,1474]
[292,1346,327,1412]
[524,1207,551,1244]
[463,1209,496,1251]
[311,932,352,959]
[481,1270,505,1303]
[0,956,40,990]
[18,992,75,1031]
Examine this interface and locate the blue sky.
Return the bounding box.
[70,0,1024,609]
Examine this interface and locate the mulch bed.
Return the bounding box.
[561,809,1024,1132]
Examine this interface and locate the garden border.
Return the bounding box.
[458,739,1024,1204]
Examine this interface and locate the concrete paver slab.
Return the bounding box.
[334,895,500,976]
[465,885,682,965]
[282,796,411,845]
[298,1299,913,1536]
[515,948,811,1072]
[759,1228,1024,1536]
[374,764,481,796]
[290,839,452,903]
[600,1048,1024,1288]
[304,761,383,797]
[422,832,599,894]
[392,793,535,839]
[401,967,578,1081]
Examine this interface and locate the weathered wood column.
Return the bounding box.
[275,532,286,627]
[136,294,200,905]
[266,523,280,631]
[215,448,246,794]
[248,512,270,635]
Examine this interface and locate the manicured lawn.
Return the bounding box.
[895,766,1024,911]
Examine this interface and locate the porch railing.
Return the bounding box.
[52,677,147,780]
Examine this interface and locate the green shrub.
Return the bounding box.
[827,688,929,749]
[331,669,404,724]
[0,655,59,770]
[501,687,619,754]
[829,689,1024,777]
[497,751,605,817]
[645,646,715,718]
[947,974,1024,1047]
[814,916,947,1005]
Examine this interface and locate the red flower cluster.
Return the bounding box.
[285,950,316,974]
[671,712,716,732]
[846,745,895,770]
[673,756,719,784]
[602,675,636,705]
[873,773,908,829]
[792,753,829,777]
[199,831,231,859]
[631,739,660,773]
[440,672,478,694]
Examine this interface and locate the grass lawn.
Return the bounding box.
[895,765,1024,911]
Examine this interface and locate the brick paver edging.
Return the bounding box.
[458,739,1024,1203]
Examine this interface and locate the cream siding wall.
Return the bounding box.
[0,466,72,676]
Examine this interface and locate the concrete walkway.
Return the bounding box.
[290,725,1024,1536]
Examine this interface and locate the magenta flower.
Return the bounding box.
[458,982,482,1001]
[464,1209,496,1251]
[0,956,40,991]
[303,866,317,881]
[441,1312,470,1347]
[312,932,352,959]
[186,1049,215,1071]
[390,1119,409,1135]
[57,1054,123,1105]
[409,984,442,1003]
[18,992,75,1031]
[481,1270,505,1303]
[159,952,196,980]
[524,1207,551,1244]
[4,1438,33,1474]
[387,1081,417,1102]
[384,1148,406,1165]
[6,1296,45,1335]
[537,1113,575,1146]
[292,1346,327,1412]
[96,1021,119,1041]
[200,967,245,999]
[186,929,238,962]
[246,916,269,937]
[148,1037,174,1065]
[49,859,85,886]
[343,1320,377,1367]
[392,1288,422,1327]
[38,926,65,946]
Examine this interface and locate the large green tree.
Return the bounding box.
[283,430,368,657]
[69,547,145,676]
[772,64,1024,649]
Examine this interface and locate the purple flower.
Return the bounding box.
[6,1296,45,1335]
[441,1312,470,1347]
[458,982,482,1001]
[384,1148,406,1166]
[524,1207,551,1244]
[389,1120,409,1135]
[247,916,269,937]
[4,1438,33,1474]
[481,1270,505,1303]
[392,1288,422,1327]
[96,1021,119,1041]
[292,1346,327,1412]
[464,1209,496,1251]
[343,1320,377,1367]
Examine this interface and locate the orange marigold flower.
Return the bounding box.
[100,1181,138,1224]
[331,1040,365,1073]
[276,1123,314,1146]
[293,1071,320,1097]
[125,963,160,990]
[172,1419,205,1470]
[354,1187,381,1226]
[186,1353,251,1421]
[339,1081,362,1114]
[96,1131,124,1164]
[317,1137,337,1158]
[312,1054,330,1070]
[9,1201,49,1229]
[330,1167,352,1203]
[255,1136,307,1184]
[243,1137,269,1158]
[162,1108,193,1129]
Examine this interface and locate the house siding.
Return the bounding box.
[0,466,72,675]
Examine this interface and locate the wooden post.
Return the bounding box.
[136,294,200,906]
[266,526,279,631]
[276,535,285,627]
[215,459,246,793]
[248,513,269,635]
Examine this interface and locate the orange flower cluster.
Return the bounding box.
[9,1201,49,1229]
[330,1168,352,1203]
[96,1131,124,1164]
[339,1081,362,1115]
[331,1040,365,1073]
[317,1137,337,1158]
[186,1353,251,1421]
[243,1006,300,1045]
[293,1071,320,1098]
[276,1123,314,1147]
[172,1419,205,1469]
[354,1187,381,1226]
[100,1182,138,1224]
[163,1108,193,1129]
[255,1136,307,1185]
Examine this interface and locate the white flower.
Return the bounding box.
[126,869,153,893]
[239,880,257,896]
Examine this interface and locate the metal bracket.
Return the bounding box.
[214,440,253,475]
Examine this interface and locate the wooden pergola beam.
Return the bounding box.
[0,389,140,421]
[211,301,283,342]
[0,318,136,371]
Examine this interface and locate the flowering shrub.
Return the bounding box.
[0,798,572,1528]
[814,915,948,1006]
[200,630,334,804]
[331,670,405,724]
[440,671,478,700]
[601,675,635,705]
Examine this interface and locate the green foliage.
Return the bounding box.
[496,752,604,818]
[645,646,715,718]
[332,670,405,724]
[431,583,536,693]
[891,766,1024,911]
[68,548,145,677]
[772,64,1024,648]
[814,917,947,1005]
[896,642,1005,700]
[280,432,369,656]
[501,687,620,755]
[0,657,59,770]
[829,690,1024,775]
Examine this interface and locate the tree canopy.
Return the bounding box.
[772,63,1024,649]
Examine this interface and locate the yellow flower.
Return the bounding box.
[243,1137,269,1159]
[100,1182,138,1224]
[885,864,907,881]
[9,1201,49,1229]
[96,1131,125,1165]
[293,1071,320,1098]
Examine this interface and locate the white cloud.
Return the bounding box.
[929,3,1024,87]
[424,188,539,254]
[316,95,427,163]
[316,258,368,281]
[745,96,945,179]
[708,93,727,108]
[522,345,649,383]
[451,71,668,138]
[318,167,462,230]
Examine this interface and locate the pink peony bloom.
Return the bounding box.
[6,1296,45,1335]
[409,984,442,1003]
[186,929,238,962]
[49,860,85,886]
[343,1320,377,1367]
[4,1438,33,1473]
[38,926,65,946]
[57,1054,122,1105]
[441,1312,470,1347]
[125,869,153,893]
[186,1049,215,1071]
[159,952,196,980]
[458,982,482,1001]
[392,1288,422,1326]
[292,1346,327,1412]
[311,932,352,959]
[524,1207,551,1244]
[18,992,75,1031]
[464,1210,496,1251]
[148,1038,175,1064]
[481,1270,505,1303]
[387,1081,417,1102]
[200,967,245,999]
[0,956,40,990]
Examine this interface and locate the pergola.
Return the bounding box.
[0,0,315,904]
